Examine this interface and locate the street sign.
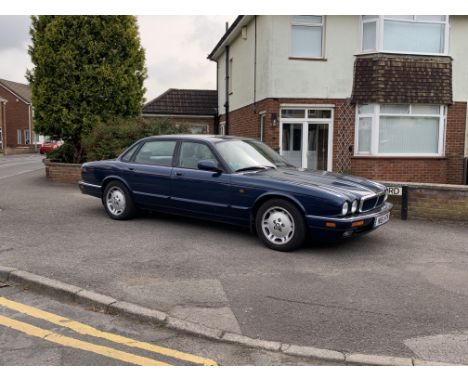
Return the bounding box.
[386,186,403,197]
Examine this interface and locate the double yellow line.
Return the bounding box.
[0,297,217,366]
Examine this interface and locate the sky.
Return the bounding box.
[0,15,235,102]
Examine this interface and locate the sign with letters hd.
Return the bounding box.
[386,186,403,197]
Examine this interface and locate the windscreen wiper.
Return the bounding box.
[235,165,274,173]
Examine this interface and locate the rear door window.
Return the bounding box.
[134,140,177,166]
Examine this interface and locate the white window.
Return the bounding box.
[291,16,324,58]
[356,104,446,156]
[25,129,31,144]
[219,122,226,135]
[17,129,23,145]
[361,16,449,55]
[190,124,208,134]
[259,112,266,142]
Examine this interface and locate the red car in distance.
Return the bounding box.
[39,140,62,155]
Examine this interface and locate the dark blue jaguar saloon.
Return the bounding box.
[79,135,392,251]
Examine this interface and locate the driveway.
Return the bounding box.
[1,169,468,363]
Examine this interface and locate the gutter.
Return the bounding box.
[207,16,254,61]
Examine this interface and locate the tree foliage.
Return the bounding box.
[27,16,147,163]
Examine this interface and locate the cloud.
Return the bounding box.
[0,48,32,83]
[0,16,31,50]
[137,15,234,100]
[0,15,235,98]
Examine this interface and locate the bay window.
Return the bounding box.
[291,16,324,58]
[361,16,449,55]
[356,104,446,156]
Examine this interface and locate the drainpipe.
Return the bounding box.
[253,15,257,112]
[224,20,230,135]
[215,60,219,134]
[224,44,230,135]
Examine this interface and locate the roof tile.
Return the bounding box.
[143,88,217,116]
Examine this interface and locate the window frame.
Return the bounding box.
[359,15,450,56]
[354,103,446,157]
[290,15,325,59]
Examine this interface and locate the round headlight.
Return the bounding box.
[341,202,349,216]
[351,200,358,214]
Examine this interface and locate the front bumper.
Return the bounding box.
[306,202,393,240]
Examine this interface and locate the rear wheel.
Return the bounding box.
[102,181,137,220]
[255,198,306,251]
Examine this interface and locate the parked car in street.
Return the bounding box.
[79,135,392,251]
[39,140,62,154]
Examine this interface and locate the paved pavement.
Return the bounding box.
[1,165,468,364]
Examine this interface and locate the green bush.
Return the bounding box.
[46,142,76,163]
[81,117,191,162]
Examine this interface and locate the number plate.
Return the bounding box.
[374,212,390,227]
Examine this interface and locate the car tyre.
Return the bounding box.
[102,180,137,220]
[255,198,306,252]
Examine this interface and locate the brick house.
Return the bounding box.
[143,88,217,134]
[0,78,38,154]
[208,16,468,185]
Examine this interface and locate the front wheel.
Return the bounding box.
[255,198,307,252]
[102,181,137,220]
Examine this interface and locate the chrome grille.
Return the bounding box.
[359,191,386,213]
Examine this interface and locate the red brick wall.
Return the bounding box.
[351,157,449,183]
[44,160,82,184]
[144,116,215,134]
[220,99,467,185]
[385,183,468,222]
[0,85,32,149]
[445,102,467,184]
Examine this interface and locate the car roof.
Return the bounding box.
[140,135,256,143]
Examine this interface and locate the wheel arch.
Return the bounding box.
[250,192,307,232]
[101,175,132,196]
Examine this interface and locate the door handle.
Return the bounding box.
[128,167,136,172]
[175,172,183,176]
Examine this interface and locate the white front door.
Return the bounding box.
[281,121,331,170]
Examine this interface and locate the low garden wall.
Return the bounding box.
[4,146,38,155]
[43,159,81,184]
[382,181,468,222]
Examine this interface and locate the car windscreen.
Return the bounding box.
[215,140,293,172]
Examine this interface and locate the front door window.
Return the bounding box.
[307,124,328,170]
[281,123,302,168]
[280,108,332,170]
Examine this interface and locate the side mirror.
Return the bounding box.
[198,159,221,172]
